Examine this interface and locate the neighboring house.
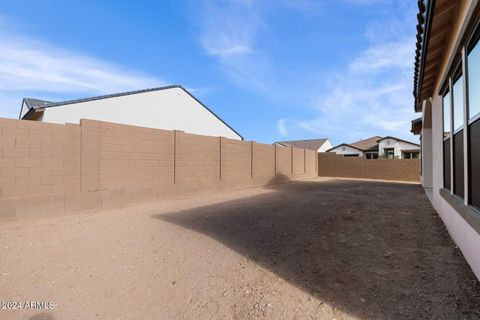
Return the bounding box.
[274,138,333,153]
[377,136,421,159]
[328,136,420,159]
[412,0,480,279]
[19,85,243,140]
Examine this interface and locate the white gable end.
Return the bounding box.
[40,87,242,140]
[317,139,333,153]
[328,145,363,156]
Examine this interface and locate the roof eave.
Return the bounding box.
[414,0,436,111]
[326,143,364,153]
[22,107,44,120]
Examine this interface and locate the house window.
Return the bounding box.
[468,37,480,209]
[443,91,451,190]
[384,148,394,159]
[453,75,464,198]
[403,152,419,159]
[468,40,480,120]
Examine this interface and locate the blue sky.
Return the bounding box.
[0,0,418,145]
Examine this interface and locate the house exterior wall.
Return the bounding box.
[417,0,480,280]
[38,87,241,140]
[429,94,480,280]
[421,128,433,189]
[328,145,363,157]
[317,140,333,153]
[378,138,419,159]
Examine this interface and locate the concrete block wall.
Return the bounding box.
[305,149,318,176]
[318,153,420,182]
[0,118,317,220]
[0,117,81,199]
[292,148,305,177]
[365,159,420,182]
[220,138,252,188]
[318,153,365,179]
[176,131,220,192]
[252,143,276,185]
[275,145,292,176]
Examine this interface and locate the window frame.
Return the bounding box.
[438,15,480,215]
[441,87,453,191]
[451,63,465,198]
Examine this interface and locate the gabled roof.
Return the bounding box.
[274,138,329,151]
[350,136,383,151]
[377,136,420,147]
[23,98,52,109]
[21,85,243,140]
[326,143,364,153]
[24,85,181,110]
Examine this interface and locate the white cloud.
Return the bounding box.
[277,119,288,137]
[284,1,419,144]
[0,23,165,119]
[189,0,276,94]
[188,0,419,144]
[349,40,414,74]
[293,37,416,144]
[196,0,260,59]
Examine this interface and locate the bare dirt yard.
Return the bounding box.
[1,178,479,320]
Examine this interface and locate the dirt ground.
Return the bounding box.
[1,177,479,320]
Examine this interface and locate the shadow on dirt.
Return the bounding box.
[153,177,480,319]
[28,312,55,320]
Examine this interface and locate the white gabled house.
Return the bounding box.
[327,144,367,157]
[20,85,243,140]
[328,136,420,159]
[377,136,421,159]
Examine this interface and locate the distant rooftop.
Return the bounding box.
[275,138,329,151]
[350,136,383,152]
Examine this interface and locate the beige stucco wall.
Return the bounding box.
[418,0,480,280]
[430,93,480,280]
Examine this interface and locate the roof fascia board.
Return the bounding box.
[417,0,436,109]
[377,136,420,147]
[20,85,244,140]
[327,143,364,153]
[177,86,244,141]
[435,0,478,97]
